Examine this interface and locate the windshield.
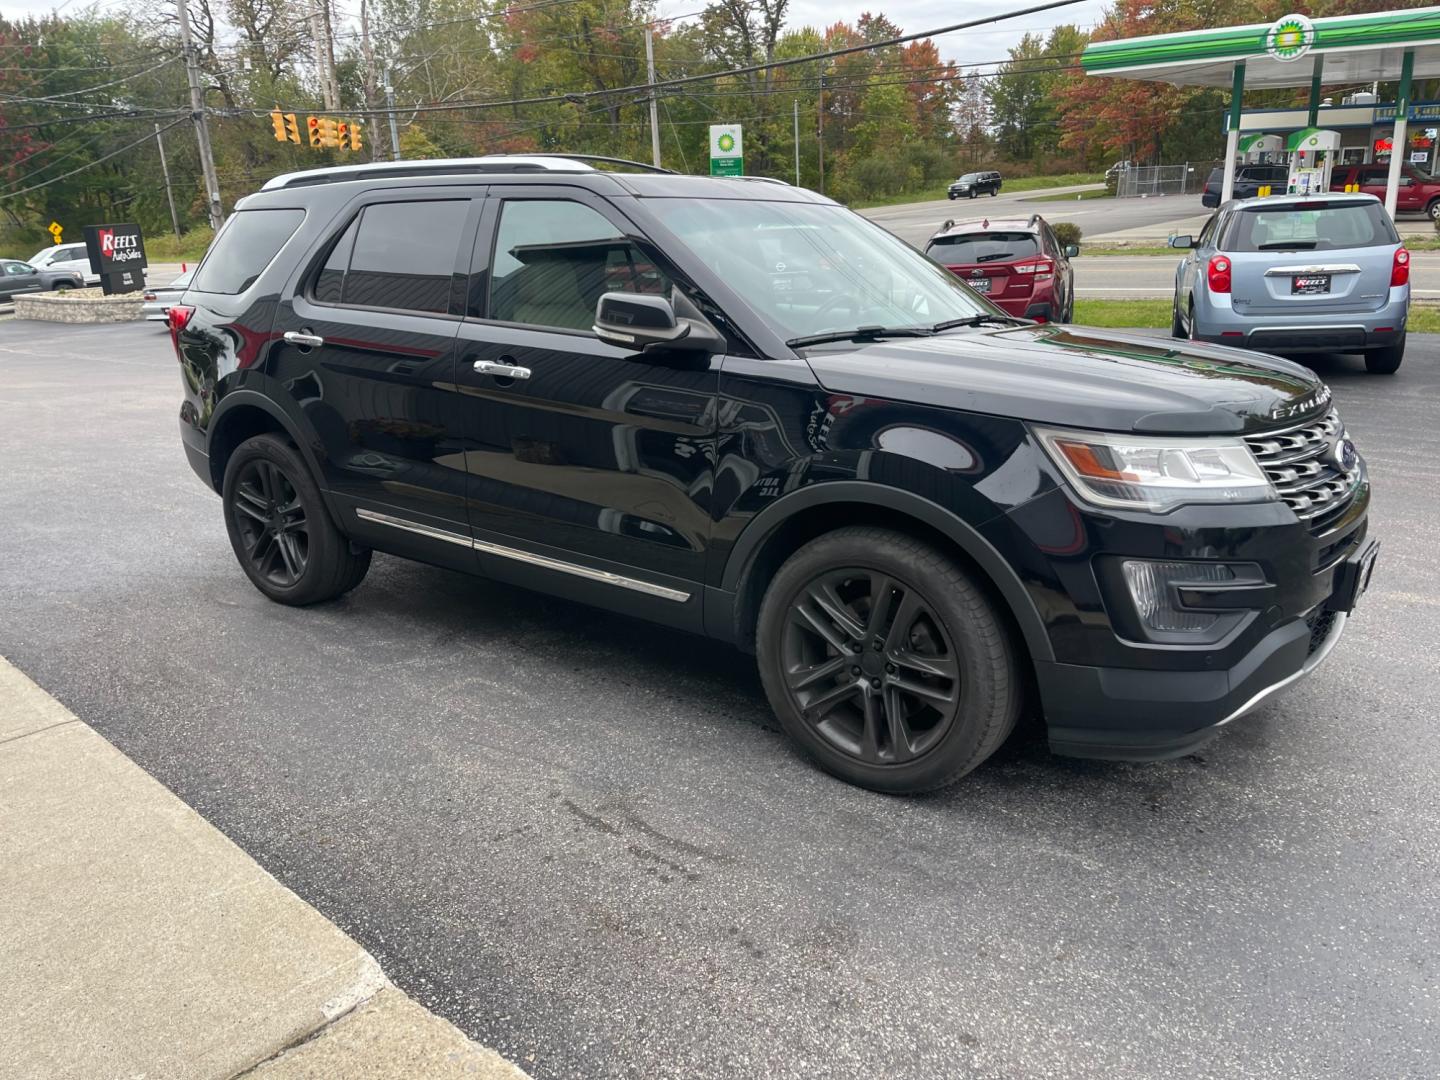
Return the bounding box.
[643,199,990,341]
[926,232,1039,264]
[1225,201,1398,251]
[958,173,980,183]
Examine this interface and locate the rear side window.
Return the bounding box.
[925,231,1040,264]
[344,200,468,313]
[192,209,304,294]
[1225,201,1399,251]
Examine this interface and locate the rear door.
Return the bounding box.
[1224,199,1398,315]
[272,189,481,543]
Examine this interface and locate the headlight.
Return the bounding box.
[1033,426,1276,512]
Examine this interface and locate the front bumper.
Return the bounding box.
[1043,607,1347,760]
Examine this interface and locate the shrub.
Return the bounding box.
[1052,221,1083,250]
[851,156,905,199]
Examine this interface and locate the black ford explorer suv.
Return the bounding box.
[171,155,1378,794]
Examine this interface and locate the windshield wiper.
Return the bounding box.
[931,313,1027,331]
[786,325,933,348]
[1258,241,1318,250]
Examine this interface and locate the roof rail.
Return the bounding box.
[721,175,790,186]
[260,155,599,191]
[522,153,676,174]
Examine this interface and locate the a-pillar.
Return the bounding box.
[1221,62,1245,204]
[1385,50,1415,219]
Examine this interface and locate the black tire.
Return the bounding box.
[755,526,1021,794]
[1187,301,1201,341]
[947,193,956,200]
[1365,332,1405,374]
[968,190,977,199]
[221,433,371,605]
[1171,299,1186,339]
[1427,199,1440,221]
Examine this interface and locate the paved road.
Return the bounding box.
[1,322,1437,1079]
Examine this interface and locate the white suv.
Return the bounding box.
[28,242,99,286]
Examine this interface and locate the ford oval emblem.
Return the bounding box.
[1333,437,1358,473]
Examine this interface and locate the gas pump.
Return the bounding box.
[1285,128,1340,195]
[1237,133,1284,163]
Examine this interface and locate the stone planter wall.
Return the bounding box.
[13,288,143,324]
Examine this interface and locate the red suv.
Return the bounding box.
[923,214,1077,322]
[1329,163,1440,219]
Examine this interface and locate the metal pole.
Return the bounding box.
[175,0,223,231]
[1385,50,1415,219]
[817,72,825,196]
[793,98,800,186]
[385,69,401,161]
[1307,55,1324,127]
[154,124,182,243]
[1220,61,1245,205]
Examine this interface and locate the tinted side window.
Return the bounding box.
[314,215,359,304]
[192,209,305,295]
[488,199,669,332]
[343,200,468,314]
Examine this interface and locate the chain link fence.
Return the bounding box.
[1115,161,1224,198]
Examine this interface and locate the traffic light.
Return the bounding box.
[270,110,286,142]
[348,122,363,152]
[283,113,300,144]
[336,120,350,150]
[318,117,340,148]
[307,116,322,148]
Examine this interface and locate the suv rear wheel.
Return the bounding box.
[222,434,371,605]
[756,526,1020,793]
[1365,332,1406,374]
[1427,198,1440,221]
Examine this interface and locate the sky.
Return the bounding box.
[0,0,1115,70]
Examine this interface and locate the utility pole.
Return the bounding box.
[644,26,661,169]
[816,72,825,196]
[322,0,340,111]
[793,98,800,186]
[309,0,337,110]
[175,0,223,231]
[154,123,182,243]
[385,68,401,161]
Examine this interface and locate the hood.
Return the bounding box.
[801,324,1327,436]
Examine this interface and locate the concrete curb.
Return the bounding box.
[0,655,530,1080]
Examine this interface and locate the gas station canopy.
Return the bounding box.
[1082,7,1440,87]
[1082,7,1440,214]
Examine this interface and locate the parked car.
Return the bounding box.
[143,267,194,321]
[0,259,83,298]
[923,214,1077,322]
[172,155,1376,794]
[1170,193,1407,373]
[947,170,1002,199]
[1328,163,1440,219]
[28,241,99,286]
[1201,164,1290,208]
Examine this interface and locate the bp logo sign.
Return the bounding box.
[709,124,743,177]
[1265,13,1315,62]
[717,133,735,153]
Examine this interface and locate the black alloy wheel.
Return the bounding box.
[781,568,962,765]
[221,433,371,605]
[230,458,310,588]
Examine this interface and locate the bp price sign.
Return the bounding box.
[709,124,743,177]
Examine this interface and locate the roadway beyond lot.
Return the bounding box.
[1,322,1437,1080]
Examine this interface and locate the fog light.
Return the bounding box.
[1121,560,1236,633]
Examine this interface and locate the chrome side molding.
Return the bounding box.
[354,508,690,603]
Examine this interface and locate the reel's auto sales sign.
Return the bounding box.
[83,223,148,295]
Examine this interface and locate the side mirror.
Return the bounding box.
[593,291,722,354]
[1064,244,1080,258]
[1168,235,1196,249]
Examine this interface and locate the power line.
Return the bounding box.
[0,116,188,201]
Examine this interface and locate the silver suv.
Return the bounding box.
[1169,193,1409,374]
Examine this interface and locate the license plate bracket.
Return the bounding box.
[1292,274,1331,295]
[970,277,992,294]
[1331,539,1380,613]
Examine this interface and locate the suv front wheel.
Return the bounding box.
[222,434,371,605]
[756,526,1020,793]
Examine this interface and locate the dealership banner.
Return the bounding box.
[83,223,148,295]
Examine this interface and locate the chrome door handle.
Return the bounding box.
[283,330,325,348]
[473,359,531,380]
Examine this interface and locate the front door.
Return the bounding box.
[453,189,719,628]
[1,262,43,298]
[271,191,482,549]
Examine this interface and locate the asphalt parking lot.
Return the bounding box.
[1,320,1437,1080]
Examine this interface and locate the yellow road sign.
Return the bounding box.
[48,221,63,242]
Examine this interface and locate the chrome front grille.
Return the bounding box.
[1244,409,1360,529]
